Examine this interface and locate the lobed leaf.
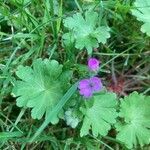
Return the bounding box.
[116,92,150,149]
[80,92,118,137]
[63,11,110,54]
[131,0,150,36]
[12,59,72,124]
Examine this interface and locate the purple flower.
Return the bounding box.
[88,58,100,72]
[78,77,103,98]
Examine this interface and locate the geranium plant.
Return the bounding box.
[0,1,150,149]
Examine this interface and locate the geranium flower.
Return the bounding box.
[78,77,102,98]
[88,58,100,72]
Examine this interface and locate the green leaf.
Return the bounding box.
[116,92,150,149]
[80,92,118,137]
[65,108,79,128]
[29,82,78,142]
[12,59,72,124]
[131,0,150,36]
[63,11,110,54]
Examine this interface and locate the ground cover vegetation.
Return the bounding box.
[0,0,150,149]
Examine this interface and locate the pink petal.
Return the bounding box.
[90,77,103,92]
[79,88,93,98]
[88,58,100,71]
[78,79,89,89]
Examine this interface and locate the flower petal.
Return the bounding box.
[88,58,100,71]
[79,88,93,98]
[90,77,103,92]
[78,79,89,89]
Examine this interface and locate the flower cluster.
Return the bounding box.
[78,58,103,98]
